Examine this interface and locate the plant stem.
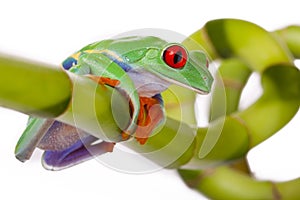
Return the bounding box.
[0,54,71,117]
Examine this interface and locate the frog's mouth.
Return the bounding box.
[163,76,210,95]
[148,70,211,95]
[143,64,213,95]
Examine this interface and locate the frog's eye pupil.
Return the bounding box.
[163,45,187,69]
[173,51,182,64]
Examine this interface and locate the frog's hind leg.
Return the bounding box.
[39,121,115,170]
[42,135,115,171]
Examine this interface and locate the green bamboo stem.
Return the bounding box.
[0,54,72,117]
[184,58,252,166]
[274,25,300,58]
[0,53,127,142]
[162,84,197,125]
[180,60,300,200]
[181,19,300,165]
[184,117,249,168]
[57,73,126,142]
[124,117,197,168]
[179,19,300,199]
[236,64,300,147]
[184,19,293,71]
[186,57,253,171]
[179,166,300,200]
[209,58,252,174]
[210,58,251,119]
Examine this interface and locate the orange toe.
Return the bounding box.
[135,98,164,145]
[87,75,120,87]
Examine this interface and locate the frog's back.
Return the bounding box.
[80,36,167,54]
[62,36,167,70]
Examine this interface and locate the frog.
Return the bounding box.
[15,36,213,170]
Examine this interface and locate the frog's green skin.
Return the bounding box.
[15,36,213,170]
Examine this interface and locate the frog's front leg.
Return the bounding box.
[86,74,164,145]
[87,75,121,88]
[79,53,140,137]
[135,95,165,145]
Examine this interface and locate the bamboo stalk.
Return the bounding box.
[0,54,71,117]
[179,19,300,199]
[274,25,300,58]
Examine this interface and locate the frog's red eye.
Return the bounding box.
[163,45,187,69]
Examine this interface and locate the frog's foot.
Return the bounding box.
[87,74,120,87]
[135,97,164,145]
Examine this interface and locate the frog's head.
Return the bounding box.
[121,36,214,94]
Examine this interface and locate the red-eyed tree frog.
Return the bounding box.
[15,36,213,170]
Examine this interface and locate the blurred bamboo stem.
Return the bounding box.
[0,54,71,117]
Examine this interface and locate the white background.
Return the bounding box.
[0,0,299,199]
